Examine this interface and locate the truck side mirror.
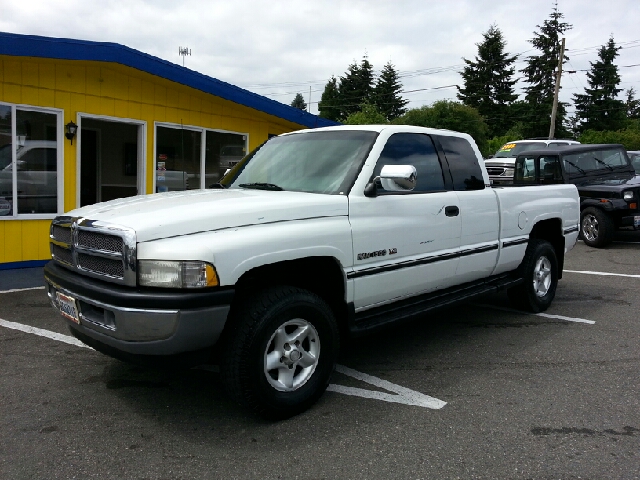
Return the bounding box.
[364,165,417,197]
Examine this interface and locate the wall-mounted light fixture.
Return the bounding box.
[65,121,78,145]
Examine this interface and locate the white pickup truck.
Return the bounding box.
[45,125,580,418]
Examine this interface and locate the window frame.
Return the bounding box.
[153,122,248,191]
[371,132,450,195]
[0,102,64,220]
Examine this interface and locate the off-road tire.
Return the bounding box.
[220,286,339,420]
[580,207,614,248]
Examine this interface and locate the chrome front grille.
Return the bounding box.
[486,167,506,176]
[52,225,72,244]
[77,253,125,278]
[52,243,73,266]
[49,216,137,286]
[77,230,123,253]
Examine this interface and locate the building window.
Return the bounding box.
[155,125,201,192]
[0,104,62,218]
[155,123,247,191]
[205,131,246,187]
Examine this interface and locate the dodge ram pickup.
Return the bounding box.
[44,125,580,418]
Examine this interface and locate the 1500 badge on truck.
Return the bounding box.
[45,125,580,418]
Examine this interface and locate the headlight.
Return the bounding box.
[623,191,634,201]
[138,260,219,288]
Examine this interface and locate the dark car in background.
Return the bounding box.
[512,144,638,247]
[628,151,640,174]
[485,138,580,185]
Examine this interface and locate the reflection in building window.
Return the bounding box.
[0,108,59,216]
[155,126,201,191]
[205,131,246,186]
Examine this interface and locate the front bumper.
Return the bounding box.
[44,261,233,356]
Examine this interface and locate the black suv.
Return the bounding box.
[512,144,639,247]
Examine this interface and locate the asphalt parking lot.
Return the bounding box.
[1,234,639,479]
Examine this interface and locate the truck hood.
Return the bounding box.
[66,189,349,242]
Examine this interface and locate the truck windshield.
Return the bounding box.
[220,130,378,194]
[495,142,547,158]
[563,148,628,174]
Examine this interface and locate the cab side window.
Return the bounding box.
[539,155,562,184]
[436,135,485,191]
[372,133,445,193]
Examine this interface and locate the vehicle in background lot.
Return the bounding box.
[512,144,638,248]
[0,140,57,215]
[219,144,245,170]
[628,151,640,174]
[485,139,580,185]
[44,125,580,419]
[156,170,189,192]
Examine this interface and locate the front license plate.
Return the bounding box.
[56,292,80,324]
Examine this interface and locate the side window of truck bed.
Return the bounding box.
[436,135,485,191]
[372,133,446,193]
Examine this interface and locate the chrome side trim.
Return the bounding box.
[347,243,499,279]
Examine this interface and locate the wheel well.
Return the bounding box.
[529,218,565,278]
[234,256,348,326]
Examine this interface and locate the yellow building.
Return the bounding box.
[0,32,335,268]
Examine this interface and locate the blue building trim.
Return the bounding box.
[0,32,338,129]
[0,259,49,270]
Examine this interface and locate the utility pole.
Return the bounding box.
[308,86,312,113]
[549,37,566,139]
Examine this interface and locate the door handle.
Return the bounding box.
[445,205,459,217]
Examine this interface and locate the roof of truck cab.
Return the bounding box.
[515,144,626,157]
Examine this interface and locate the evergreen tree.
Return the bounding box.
[318,76,341,121]
[338,57,375,119]
[373,62,408,121]
[457,24,518,137]
[625,87,640,120]
[290,93,307,111]
[573,37,626,133]
[521,3,572,138]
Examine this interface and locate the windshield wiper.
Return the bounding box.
[208,182,228,189]
[563,160,585,174]
[590,156,614,171]
[238,182,284,191]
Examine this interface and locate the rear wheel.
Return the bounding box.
[220,286,339,419]
[508,239,558,313]
[580,207,614,248]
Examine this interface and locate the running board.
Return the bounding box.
[348,274,523,336]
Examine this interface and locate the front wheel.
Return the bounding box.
[220,286,339,419]
[581,207,614,248]
[508,239,558,313]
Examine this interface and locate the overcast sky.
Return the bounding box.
[2,0,639,117]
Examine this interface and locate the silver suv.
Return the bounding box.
[485,139,580,185]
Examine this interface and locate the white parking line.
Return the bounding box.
[0,286,46,294]
[0,318,446,410]
[328,364,447,409]
[564,270,640,279]
[474,304,595,324]
[0,318,92,349]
